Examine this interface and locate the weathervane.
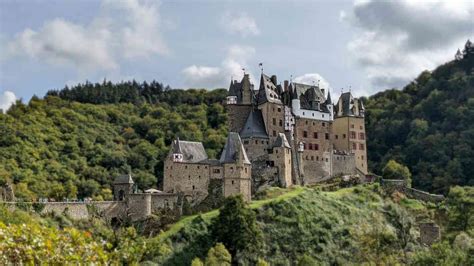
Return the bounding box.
[259,62,263,73]
[242,68,246,74]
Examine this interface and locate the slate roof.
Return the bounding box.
[338,92,356,116]
[290,82,332,112]
[113,174,134,184]
[240,109,269,139]
[171,139,209,163]
[220,132,251,164]
[228,74,255,104]
[257,74,282,104]
[274,133,291,148]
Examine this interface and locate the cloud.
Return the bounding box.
[294,73,330,90]
[342,0,474,89]
[0,91,16,112]
[221,12,260,37]
[182,45,256,88]
[4,0,167,73]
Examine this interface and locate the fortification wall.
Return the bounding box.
[151,193,179,212]
[332,152,356,176]
[40,201,126,220]
[381,179,445,203]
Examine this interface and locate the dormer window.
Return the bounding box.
[173,153,183,162]
[226,96,237,105]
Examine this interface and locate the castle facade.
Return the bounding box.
[163,73,368,201]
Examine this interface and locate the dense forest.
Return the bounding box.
[0,89,228,201]
[365,40,474,194]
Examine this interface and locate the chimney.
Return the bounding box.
[284,80,289,92]
[271,75,277,86]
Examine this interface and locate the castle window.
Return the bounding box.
[360,125,363,130]
[311,156,314,160]
[276,149,278,153]
[317,156,319,161]
[322,114,325,118]
[232,180,235,185]
[278,107,281,112]
[315,144,319,150]
[359,144,365,150]
[244,140,249,144]
[255,140,258,144]
[359,133,365,140]
[205,166,208,169]
[306,156,309,160]
[343,134,346,139]
[351,124,355,128]
[261,141,265,144]
[326,158,328,162]
[305,120,308,125]
[322,122,326,127]
[303,112,305,115]
[303,131,308,138]
[352,143,357,150]
[335,135,338,140]
[273,118,276,125]
[188,176,191,180]
[213,169,220,173]
[308,144,312,150]
[273,130,277,136]
[279,120,283,126]
[312,113,314,117]
[185,165,187,169]
[313,122,315,126]
[314,132,318,139]
[199,176,201,179]
[350,131,356,139]
[197,166,200,169]
[245,167,248,173]
[325,133,330,140]
[192,185,195,190]
[361,156,364,160]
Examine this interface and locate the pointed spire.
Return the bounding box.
[325,90,332,104]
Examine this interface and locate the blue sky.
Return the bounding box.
[1,0,473,111]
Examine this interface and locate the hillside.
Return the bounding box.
[365,42,474,194]
[141,185,472,265]
[0,91,228,200]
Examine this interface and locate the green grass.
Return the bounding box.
[399,197,425,211]
[157,186,306,241]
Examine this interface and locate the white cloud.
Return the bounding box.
[343,0,474,89]
[294,73,330,90]
[221,12,260,37]
[182,45,256,88]
[5,0,167,73]
[0,91,16,112]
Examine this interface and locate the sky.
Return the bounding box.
[0,0,473,111]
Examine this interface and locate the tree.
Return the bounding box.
[382,160,412,187]
[205,243,232,266]
[446,186,474,234]
[211,195,262,258]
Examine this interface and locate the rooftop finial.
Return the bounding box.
[259,62,263,74]
[242,68,246,75]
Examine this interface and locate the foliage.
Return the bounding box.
[1,89,227,200]
[204,243,232,266]
[0,222,109,264]
[366,41,474,194]
[445,186,474,236]
[211,195,263,258]
[410,240,472,266]
[382,160,412,187]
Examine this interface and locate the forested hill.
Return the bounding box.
[0,89,228,201]
[365,41,474,194]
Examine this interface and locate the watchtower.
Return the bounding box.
[113,174,134,201]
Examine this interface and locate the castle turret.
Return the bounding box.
[220,132,252,201]
[172,138,184,162]
[113,174,134,201]
[271,133,292,187]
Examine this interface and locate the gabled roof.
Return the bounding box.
[273,133,291,148]
[113,174,134,184]
[220,132,251,164]
[228,74,255,104]
[170,139,209,163]
[336,92,364,117]
[240,109,268,139]
[257,74,282,104]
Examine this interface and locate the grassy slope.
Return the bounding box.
[145,185,431,265]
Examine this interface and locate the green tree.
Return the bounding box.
[205,243,232,266]
[446,186,474,235]
[211,195,262,258]
[382,160,412,187]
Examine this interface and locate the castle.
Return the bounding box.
[163,73,368,202]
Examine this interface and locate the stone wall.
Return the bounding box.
[163,161,210,196]
[269,146,292,187]
[381,179,445,203]
[332,152,356,176]
[40,201,126,220]
[419,222,441,246]
[258,102,286,142]
[222,162,252,201]
[243,138,270,161]
[332,116,367,174]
